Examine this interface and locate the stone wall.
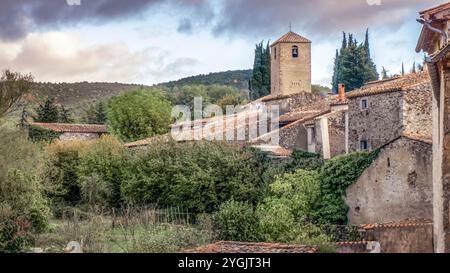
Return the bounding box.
[311,110,346,158]
[348,91,403,152]
[362,223,433,253]
[59,132,103,141]
[402,82,432,133]
[346,137,432,225]
[278,121,308,150]
[271,42,311,96]
[263,92,323,115]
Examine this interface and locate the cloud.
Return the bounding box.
[210,0,443,38]
[177,18,194,34]
[0,0,214,41]
[0,32,198,83]
[1,0,442,41]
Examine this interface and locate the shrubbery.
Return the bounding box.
[214,201,261,242]
[0,129,51,252]
[107,89,172,142]
[122,141,269,213]
[314,151,380,224]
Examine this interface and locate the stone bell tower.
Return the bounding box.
[270,30,312,96]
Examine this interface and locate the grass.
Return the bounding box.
[34,208,214,253]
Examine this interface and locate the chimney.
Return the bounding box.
[338,83,346,101]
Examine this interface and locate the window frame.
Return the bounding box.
[360,140,369,151]
[360,98,369,110]
[292,45,299,58]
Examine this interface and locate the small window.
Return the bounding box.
[274,48,277,60]
[360,98,368,110]
[360,140,369,151]
[292,45,299,58]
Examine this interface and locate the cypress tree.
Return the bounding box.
[331,49,341,93]
[411,62,417,73]
[250,41,271,100]
[250,42,263,100]
[332,29,379,92]
[381,67,389,80]
[35,97,60,123]
[401,62,405,76]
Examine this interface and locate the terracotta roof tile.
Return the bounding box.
[252,145,293,157]
[271,31,311,46]
[419,2,450,15]
[360,219,432,230]
[30,122,107,133]
[401,131,432,144]
[346,72,430,99]
[184,241,318,253]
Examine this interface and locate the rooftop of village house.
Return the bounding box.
[30,122,108,134]
[184,241,319,253]
[345,71,431,99]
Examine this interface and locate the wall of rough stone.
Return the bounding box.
[402,83,432,133]
[311,111,346,158]
[278,121,308,150]
[271,42,311,96]
[363,224,433,253]
[346,137,432,225]
[348,91,403,152]
[263,92,323,115]
[59,132,102,141]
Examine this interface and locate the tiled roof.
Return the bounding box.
[279,105,331,124]
[251,145,293,157]
[346,72,430,99]
[125,134,172,148]
[30,122,107,133]
[419,2,450,15]
[271,31,311,46]
[360,219,432,230]
[401,131,432,145]
[184,241,318,253]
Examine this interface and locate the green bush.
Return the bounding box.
[122,141,268,213]
[44,140,89,204]
[214,200,261,242]
[314,151,380,224]
[269,169,321,222]
[77,136,128,207]
[285,150,324,172]
[0,129,51,252]
[256,200,295,242]
[107,89,172,142]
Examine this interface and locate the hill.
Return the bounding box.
[157,70,252,90]
[29,82,148,108]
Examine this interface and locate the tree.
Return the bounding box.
[0,70,34,118]
[82,102,107,124]
[59,105,73,123]
[411,62,417,73]
[401,62,405,76]
[107,89,172,142]
[249,41,271,100]
[34,97,61,123]
[331,30,378,92]
[381,67,389,80]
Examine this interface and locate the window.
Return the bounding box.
[274,48,277,60]
[292,45,299,58]
[360,140,368,151]
[360,98,368,110]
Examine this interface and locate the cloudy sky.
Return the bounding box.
[0,0,444,87]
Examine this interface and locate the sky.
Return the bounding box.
[0,0,445,87]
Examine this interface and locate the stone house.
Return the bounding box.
[346,133,432,225]
[346,72,432,152]
[31,122,108,141]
